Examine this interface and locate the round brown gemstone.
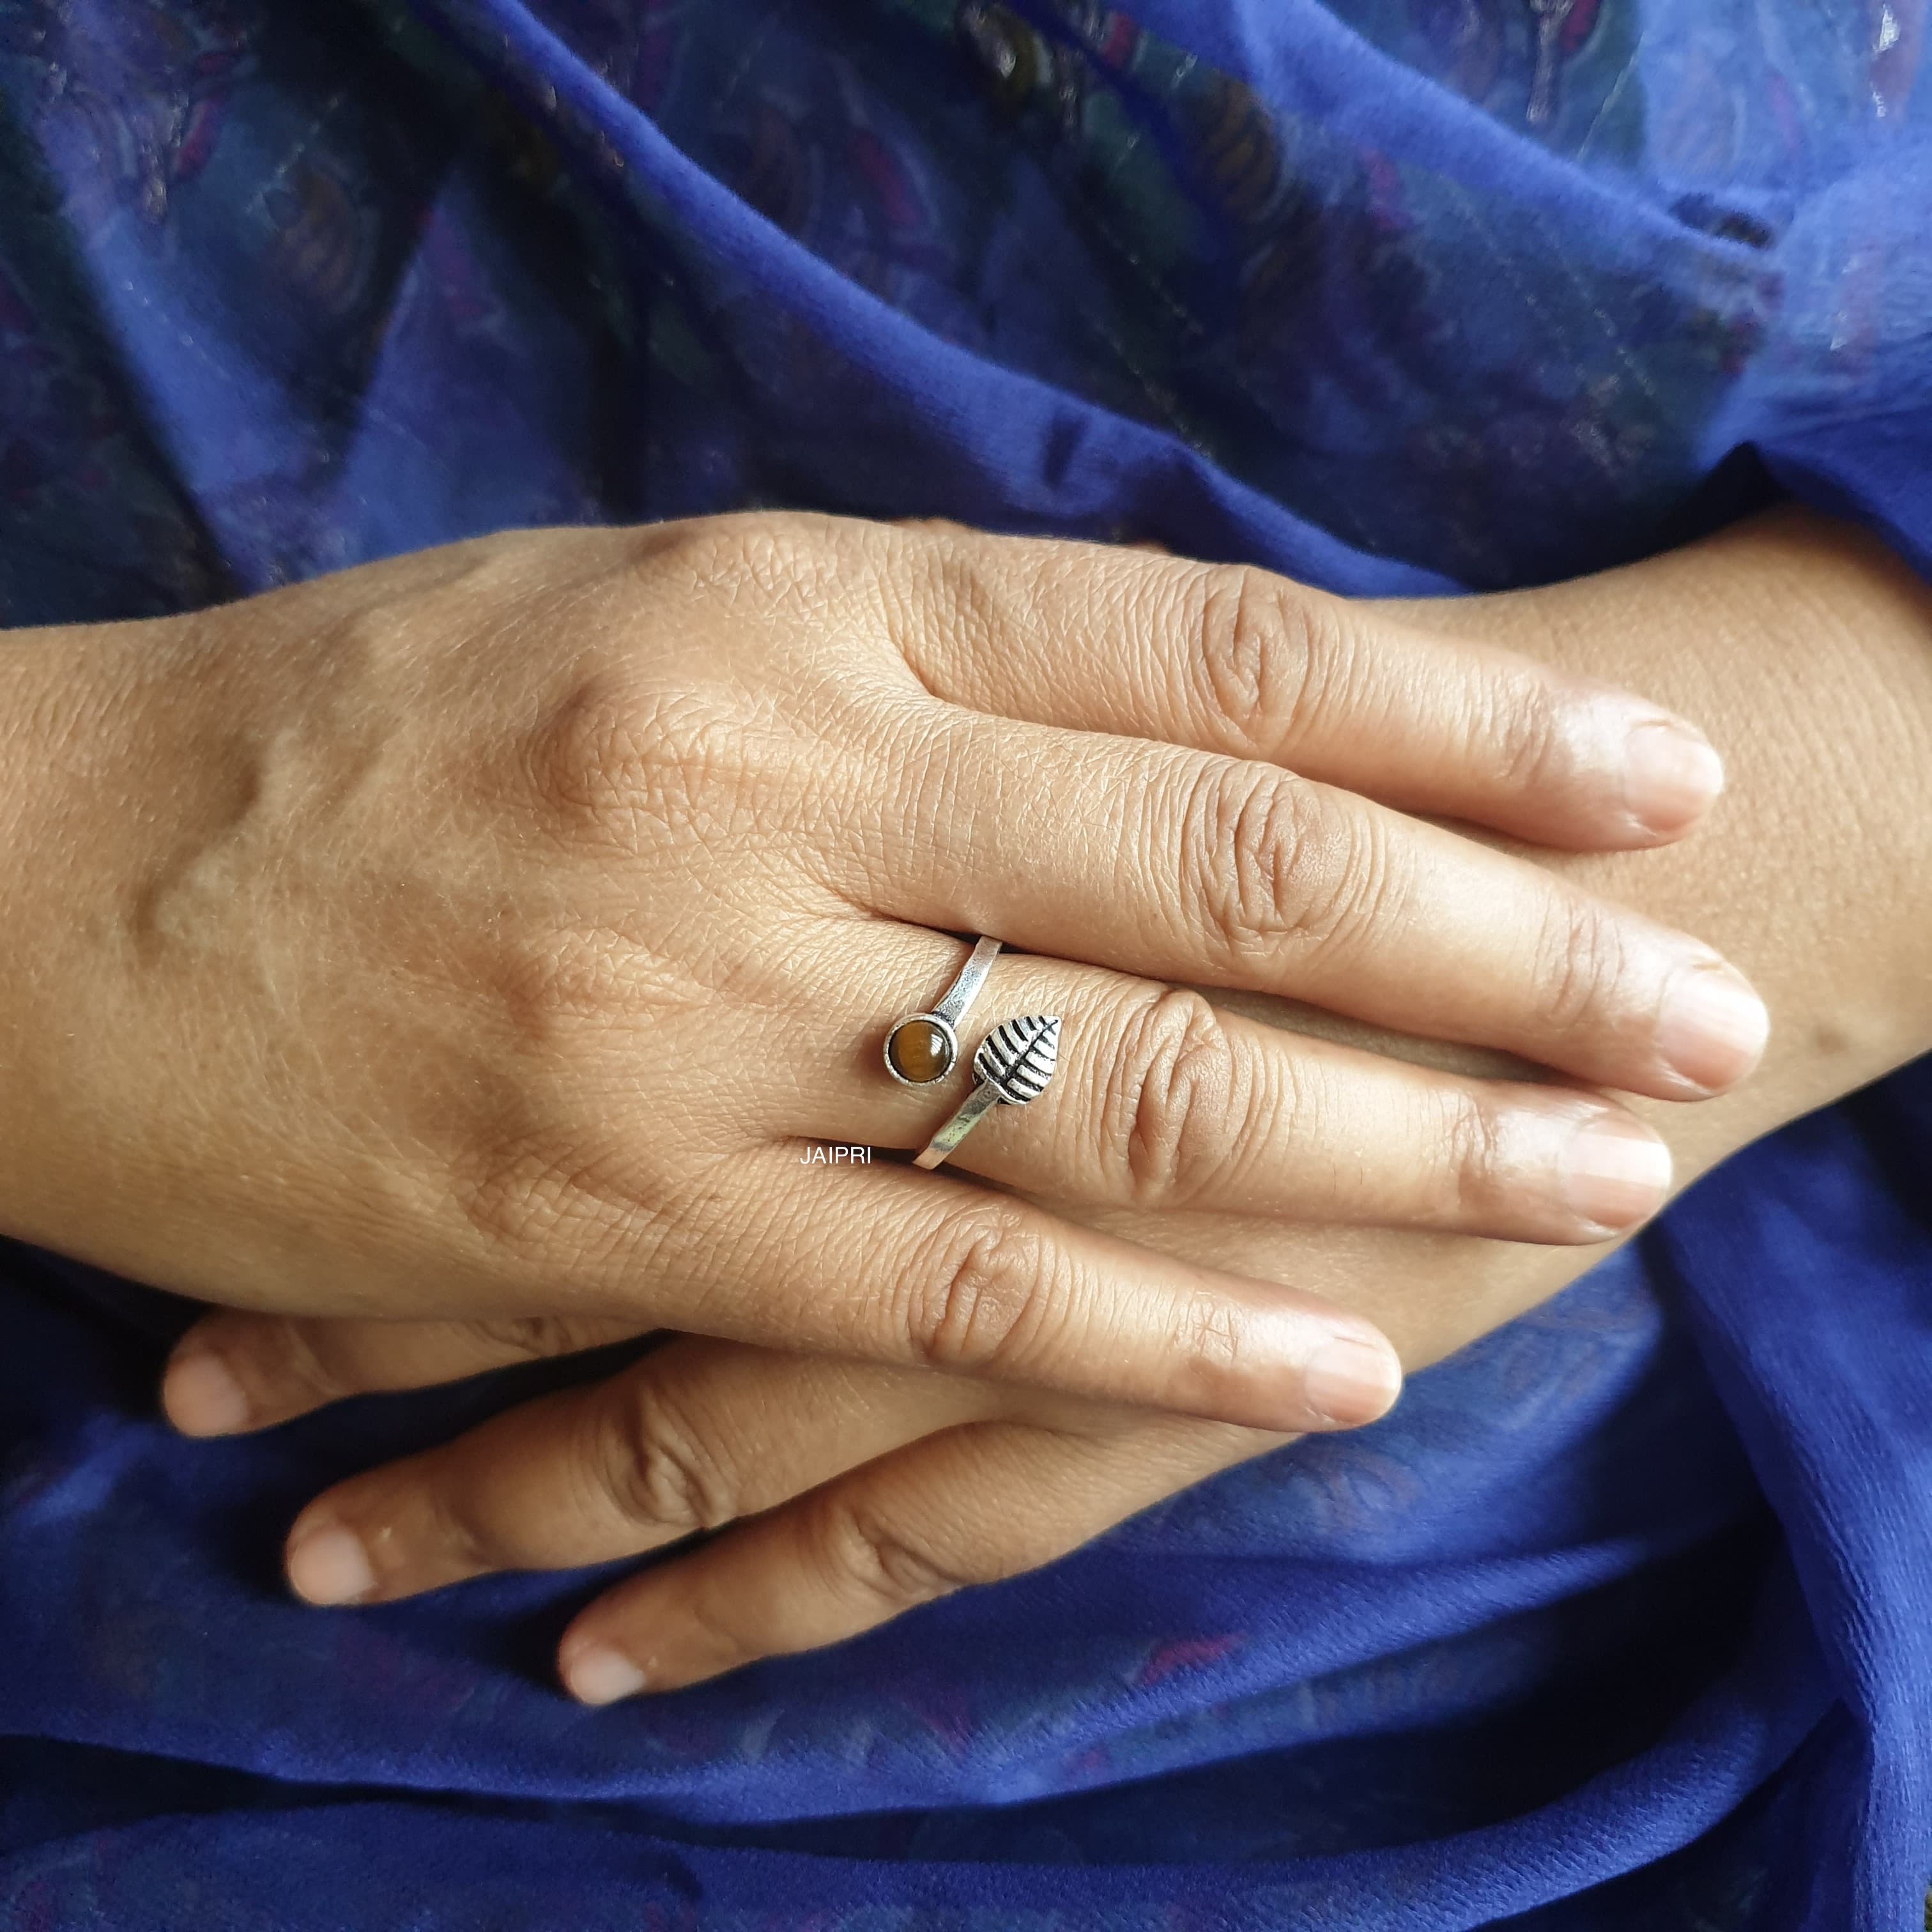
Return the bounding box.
[887,1017,954,1084]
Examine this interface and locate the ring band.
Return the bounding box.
[883,935,1002,1087]
[914,1013,1062,1170]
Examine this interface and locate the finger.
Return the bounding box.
[799,939,1674,1244]
[172,1122,1406,1444]
[278,1341,976,1607]
[650,1152,1404,1435]
[893,527,1723,847]
[859,717,1767,1099]
[160,1309,644,1438]
[557,1409,1266,1701]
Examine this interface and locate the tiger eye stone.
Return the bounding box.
[887,1018,954,1084]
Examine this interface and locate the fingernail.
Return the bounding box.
[286,1521,377,1607]
[562,1642,648,1706]
[1558,1116,1673,1230]
[1621,720,1725,835]
[1303,1335,1402,1428]
[1655,963,1770,1092]
[163,1350,252,1437]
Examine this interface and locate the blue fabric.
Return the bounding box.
[1,0,1929,1924]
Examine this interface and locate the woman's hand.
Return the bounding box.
[162,507,1932,1699]
[4,514,1754,1436]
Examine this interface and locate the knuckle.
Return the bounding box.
[1436,1087,1511,1222]
[1532,893,1634,1037]
[671,510,854,613]
[1182,763,1395,960]
[1105,989,1245,1208]
[1185,564,1351,753]
[261,1318,353,1408]
[519,668,753,846]
[813,1498,979,1612]
[593,1384,740,1535]
[898,1204,1061,1376]
[489,923,636,1048]
[466,1313,620,1363]
[450,1134,661,1280]
[669,1587,758,1671]
[417,1475,499,1577]
[892,534,1003,674]
[1485,673,1565,795]
[452,1140,599,1267]
[1166,1289,1249,1381]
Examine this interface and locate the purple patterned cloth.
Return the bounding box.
[1,2,1929,1925]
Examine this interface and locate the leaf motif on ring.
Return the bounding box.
[973,1014,1061,1106]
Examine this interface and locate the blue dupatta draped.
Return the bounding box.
[1,2,1928,1924]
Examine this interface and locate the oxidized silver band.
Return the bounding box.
[883,935,1002,1087]
[914,1013,1062,1170]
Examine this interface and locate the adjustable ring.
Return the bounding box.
[883,935,1002,1087]
[914,1013,1062,1170]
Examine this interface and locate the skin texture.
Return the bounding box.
[0,515,1764,1445]
[157,506,1932,1703]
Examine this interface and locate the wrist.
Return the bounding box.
[0,623,86,1247]
[1396,509,1932,1098]
[0,613,208,1256]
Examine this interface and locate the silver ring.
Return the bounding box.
[913,1013,1061,1170]
[883,935,1002,1087]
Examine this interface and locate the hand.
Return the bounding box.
[163,507,1932,1699]
[3,514,1756,1437]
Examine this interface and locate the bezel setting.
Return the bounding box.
[883,1011,960,1086]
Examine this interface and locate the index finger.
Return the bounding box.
[891,527,1722,848]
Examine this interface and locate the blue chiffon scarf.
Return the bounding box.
[1,1,1929,1926]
